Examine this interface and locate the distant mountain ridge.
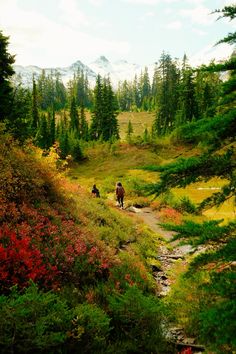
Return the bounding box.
[13,55,142,88]
[13,43,234,88]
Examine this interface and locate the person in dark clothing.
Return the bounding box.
[91,184,100,198]
[116,182,125,208]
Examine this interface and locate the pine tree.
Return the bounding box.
[143,126,149,143]
[54,72,67,110]
[35,113,49,149]
[151,62,160,110]
[49,108,56,147]
[103,78,119,140]
[117,80,133,111]
[59,130,70,159]
[0,31,15,122]
[8,84,32,142]
[132,74,141,110]
[153,52,180,135]
[31,77,39,135]
[126,119,134,142]
[140,67,151,111]
[176,59,197,126]
[69,96,79,133]
[90,74,103,140]
[90,75,119,141]
[80,104,89,140]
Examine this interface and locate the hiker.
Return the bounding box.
[91,184,100,198]
[116,182,125,208]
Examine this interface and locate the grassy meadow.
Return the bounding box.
[82,110,156,140]
[67,111,235,221]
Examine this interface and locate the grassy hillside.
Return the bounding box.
[1,113,235,352]
[81,110,155,140]
[117,111,155,140]
[0,126,174,353]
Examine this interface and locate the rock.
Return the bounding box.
[175,245,196,255]
[126,206,142,213]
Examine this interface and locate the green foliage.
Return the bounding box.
[199,297,236,353]
[0,283,71,353]
[0,30,15,122]
[108,286,168,353]
[143,149,235,202]
[176,196,197,214]
[71,303,110,351]
[7,84,32,142]
[171,108,236,146]
[37,69,67,111]
[163,219,236,245]
[90,75,119,141]
[31,77,39,135]
[126,119,133,142]
[164,218,236,352]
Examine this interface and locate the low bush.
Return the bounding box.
[0,283,72,353]
[108,286,169,353]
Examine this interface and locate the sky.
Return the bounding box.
[0,0,235,68]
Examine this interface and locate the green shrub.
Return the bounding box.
[70,303,111,352]
[0,283,72,353]
[108,286,169,353]
[176,196,197,214]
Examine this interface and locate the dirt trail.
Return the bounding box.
[126,205,195,295]
[135,207,176,241]
[126,206,205,351]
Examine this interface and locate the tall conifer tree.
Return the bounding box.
[31,77,39,135]
[0,31,15,122]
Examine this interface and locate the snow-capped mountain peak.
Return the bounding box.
[13,45,234,89]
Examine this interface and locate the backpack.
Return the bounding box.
[116,185,125,197]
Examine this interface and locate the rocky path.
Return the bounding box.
[126,206,196,294]
[126,206,205,352]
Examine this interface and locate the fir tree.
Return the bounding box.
[69,96,79,133]
[103,77,119,140]
[31,77,39,135]
[49,108,56,147]
[35,113,49,149]
[0,31,15,122]
[126,119,134,142]
[90,74,103,140]
[153,52,180,135]
[59,130,70,159]
[80,104,89,140]
[8,84,32,142]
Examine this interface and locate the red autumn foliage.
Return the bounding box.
[159,207,182,225]
[0,133,115,292]
[0,200,114,291]
[0,225,58,292]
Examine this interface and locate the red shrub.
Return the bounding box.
[159,207,182,225]
[0,225,58,292]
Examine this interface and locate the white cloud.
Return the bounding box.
[122,0,159,4]
[192,28,207,36]
[179,5,218,25]
[59,0,90,28]
[0,0,130,67]
[88,0,105,5]
[166,21,183,30]
[185,0,205,4]
[122,0,179,3]
[190,42,233,67]
[139,11,155,22]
